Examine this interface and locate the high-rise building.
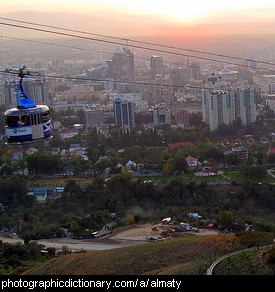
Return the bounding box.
[151,55,164,79]
[253,74,275,98]
[265,94,275,114]
[4,81,17,109]
[202,86,257,130]
[175,109,189,127]
[84,105,105,129]
[113,98,135,128]
[107,46,135,81]
[233,86,257,125]
[189,61,200,80]
[153,103,171,125]
[202,89,235,131]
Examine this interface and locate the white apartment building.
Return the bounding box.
[202,86,257,130]
[253,74,275,98]
[265,94,275,113]
[202,90,235,131]
[234,86,258,126]
[153,103,171,125]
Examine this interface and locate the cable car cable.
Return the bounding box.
[0,16,274,68]
[0,21,273,72]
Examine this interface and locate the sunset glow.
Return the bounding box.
[1,0,275,37]
[2,0,275,21]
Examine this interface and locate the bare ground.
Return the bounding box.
[0,224,219,251]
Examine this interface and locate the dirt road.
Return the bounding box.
[0,234,137,251]
[0,224,218,251]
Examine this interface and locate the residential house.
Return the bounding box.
[185,155,201,169]
[51,148,60,155]
[69,144,81,153]
[125,160,137,171]
[59,128,79,139]
[28,187,48,204]
[221,138,230,146]
[246,136,255,144]
[235,138,242,144]
[69,144,88,160]
[84,169,95,177]
[28,187,64,203]
[25,147,38,155]
[260,136,268,144]
[11,149,23,162]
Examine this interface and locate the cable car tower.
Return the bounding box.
[4,66,52,144]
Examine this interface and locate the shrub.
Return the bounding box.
[266,246,275,264]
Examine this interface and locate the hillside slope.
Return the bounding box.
[23,231,275,275]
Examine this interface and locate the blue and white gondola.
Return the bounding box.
[4,68,52,144]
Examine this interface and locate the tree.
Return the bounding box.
[217,211,234,230]
[240,164,267,181]
[0,177,28,205]
[168,154,188,174]
[188,112,203,126]
[46,247,56,256]
[124,215,135,226]
[64,180,82,197]
[27,152,63,174]
[49,133,64,148]
[267,153,275,165]
[70,220,80,235]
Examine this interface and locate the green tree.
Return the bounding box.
[124,215,135,226]
[70,220,80,235]
[240,164,267,181]
[64,180,82,197]
[217,211,234,229]
[27,152,63,174]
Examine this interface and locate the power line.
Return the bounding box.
[1,35,114,55]
[0,20,273,72]
[0,69,272,96]
[0,34,187,67]
[0,69,210,91]
[0,19,274,95]
[0,17,128,42]
[1,16,274,68]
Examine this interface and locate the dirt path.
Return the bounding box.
[0,225,219,251]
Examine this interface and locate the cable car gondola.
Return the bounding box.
[4,67,52,144]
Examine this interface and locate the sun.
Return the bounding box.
[117,1,215,22]
[164,7,209,21]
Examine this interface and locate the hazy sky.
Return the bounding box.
[2,0,275,21]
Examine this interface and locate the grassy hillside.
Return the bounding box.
[23,232,275,275]
[213,247,274,275]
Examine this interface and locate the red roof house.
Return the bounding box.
[185,155,201,168]
[260,136,268,144]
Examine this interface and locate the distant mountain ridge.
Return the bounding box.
[0,9,275,39]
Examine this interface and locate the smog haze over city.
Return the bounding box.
[0,0,275,277]
[1,0,275,61]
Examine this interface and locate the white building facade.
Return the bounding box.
[202,86,257,130]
